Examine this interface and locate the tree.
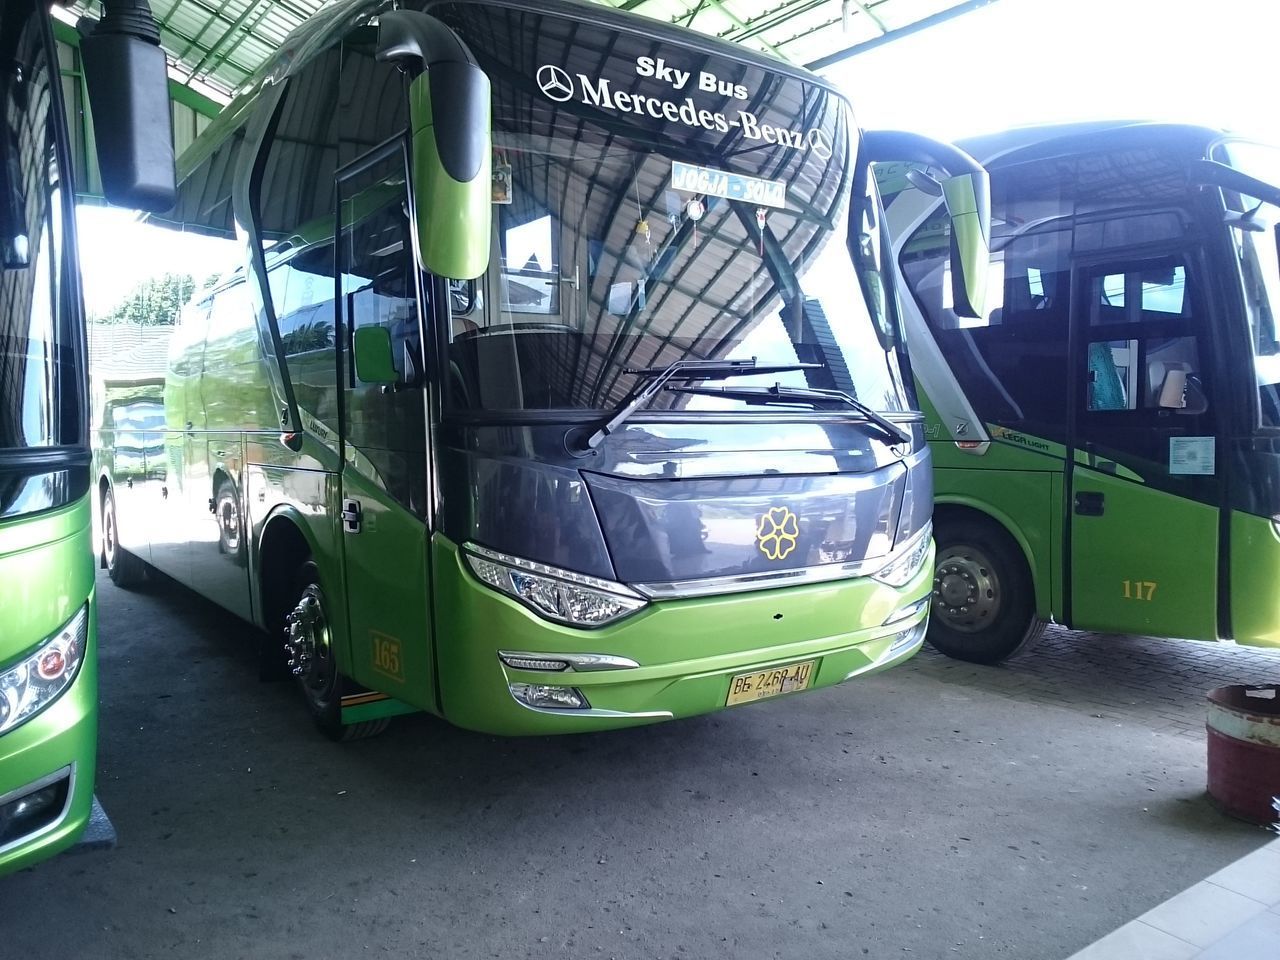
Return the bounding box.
[95,272,197,326]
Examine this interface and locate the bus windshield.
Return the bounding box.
[1213,139,1280,427]
[0,3,78,519]
[435,4,906,416]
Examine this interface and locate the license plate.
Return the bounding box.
[726,660,816,706]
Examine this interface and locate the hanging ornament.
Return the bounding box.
[756,206,768,255]
[687,198,705,249]
[636,218,651,245]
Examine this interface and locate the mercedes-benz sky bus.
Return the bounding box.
[0,0,173,874]
[880,121,1280,664]
[94,0,991,740]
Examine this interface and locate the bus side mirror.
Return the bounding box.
[353,327,398,385]
[940,170,990,320]
[79,2,176,212]
[860,132,991,320]
[377,11,491,280]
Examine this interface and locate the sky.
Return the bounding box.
[825,0,1280,144]
[76,0,1280,319]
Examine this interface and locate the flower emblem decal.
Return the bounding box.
[756,506,799,562]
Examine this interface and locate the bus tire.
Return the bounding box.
[284,560,390,742]
[927,516,1045,664]
[102,486,147,588]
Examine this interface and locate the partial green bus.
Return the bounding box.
[881,121,1280,663]
[95,0,991,739]
[0,0,173,874]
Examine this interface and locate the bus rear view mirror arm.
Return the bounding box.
[862,130,990,319]
[1189,159,1280,208]
[377,11,491,280]
[78,0,176,212]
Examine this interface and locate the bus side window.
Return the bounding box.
[268,243,338,431]
[1084,260,1203,414]
[899,216,1072,440]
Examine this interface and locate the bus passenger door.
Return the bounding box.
[335,144,435,711]
[1068,254,1221,640]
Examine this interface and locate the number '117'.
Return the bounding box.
[1122,580,1157,601]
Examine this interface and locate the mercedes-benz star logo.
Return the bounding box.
[537,64,574,103]
[807,128,834,160]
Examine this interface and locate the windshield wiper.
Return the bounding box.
[671,383,913,445]
[575,359,820,452]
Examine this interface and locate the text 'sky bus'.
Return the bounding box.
[1,0,173,875]
[881,121,1280,663]
[95,0,989,738]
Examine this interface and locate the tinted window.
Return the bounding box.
[899,148,1197,444]
[434,4,906,416]
[340,151,424,515]
[0,3,73,453]
[1084,256,1202,415]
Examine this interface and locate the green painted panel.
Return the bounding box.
[338,469,436,715]
[0,497,97,875]
[430,535,932,736]
[1228,511,1280,648]
[1070,468,1218,639]
[932,466,1060,623]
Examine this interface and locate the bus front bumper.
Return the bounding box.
[433,537,932,736]
[0,617,98,877]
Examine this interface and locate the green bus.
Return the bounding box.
[881,121,1280,663]
[95,0,991,739]
[0,0,173,874]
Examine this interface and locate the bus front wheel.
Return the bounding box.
[284,561,389,741]
[102,486,147,588]
[927,517,1045,664]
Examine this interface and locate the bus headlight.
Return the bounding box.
[0,605,88,735]
[869,522,933,588]
[463,544,647,628]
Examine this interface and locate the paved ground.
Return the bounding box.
[2,573,1278,960]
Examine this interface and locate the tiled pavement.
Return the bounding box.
[1066,839,1280,960]
[907,624,1280,740]
[906,625,1280,960]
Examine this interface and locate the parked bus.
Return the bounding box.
[881,121,1280,663]
[95,0,991,739]
[0,0,173,874]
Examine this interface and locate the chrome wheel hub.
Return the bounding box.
[932,545,1000,633]
[284,587,328,682]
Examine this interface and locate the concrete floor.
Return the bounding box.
[2,571,1278,960]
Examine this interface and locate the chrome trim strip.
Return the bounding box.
[0,763,76,858]
[463,542,644,599]
[499,651,640,672]
[882,597,931,626]
[633,524,933,600]
[510,701,675,721]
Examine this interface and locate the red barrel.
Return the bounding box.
[1207,685,1280,825]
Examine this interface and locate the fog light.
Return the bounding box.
[0,771,70,845]
[883,596,930,626]
[509,683,589,710]
[499,654,570,672]
[889,620,929,654]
